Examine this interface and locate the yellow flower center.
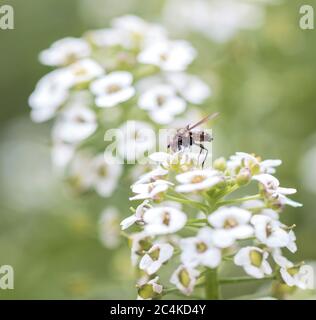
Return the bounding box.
[162,212,171,226]
[138,237,152,253]
[149,248,160,261]
[74,115,86,124]
[265,223,273,237]
[138,284,154,299]
[224,217,238,229]
[65,53,79,65]
[249,250,263,268]
[73,67,87,76]
[156,95,166,106]
[98,165,108,177]
[191,175,205,184]
[287,266,299,276]
[179,268,190,288]
[160,53,168,61]
[196,241,208,253]
[106,84,121,94]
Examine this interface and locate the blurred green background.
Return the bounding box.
[0,0,316,299]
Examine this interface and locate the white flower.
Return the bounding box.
[85,28,125,47]
[138,84,186,124]
[277,195,303,208]
[30,106,58,123]
[251,214,296,251]
[252,174,302,208]
[157,201,182,210]
[253,174,296,195]
[117,121,155,162]
[90,71,135,107]
[180,227,221,268]
[166,73,211,104]
[272,248,292,268]
[208,207,254,248]
[52,104,97,144]
[170,265,200,296]
[91,153,122,197]
[261,208,280,220]
[287,230,297,253]
[234,246,272,279]
[227,152,282,176]
[112,15,167,49]
[39,37,91,66]
[130,232,153,266]
[260,159,282,174]
[280,265,309,289]
[67,58,104,85]
[149,151,199,171]
[272,249,308,289]
[137,276,163,300]
[29,70,72,122]
[133,167,169,185]
[120,200,151,230]
[130,180,172,201]
[143,207,187,235]
[139,243,174,275]
[138,40,196,72]
[175,169,224,193]
[99,207,121,249]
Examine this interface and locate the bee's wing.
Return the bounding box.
[188,112,219,130]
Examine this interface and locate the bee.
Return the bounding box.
[167,112,219,168]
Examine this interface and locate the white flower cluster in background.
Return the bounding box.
[163,0,271,43]
[29,15,212,199]
[122,150,309,299]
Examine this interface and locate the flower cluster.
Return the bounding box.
[123,150,308,299]
[29,15,211,198]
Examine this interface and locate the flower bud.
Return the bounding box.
[250,162,260,175]
[213,157,227,171]
[236,168,251,186]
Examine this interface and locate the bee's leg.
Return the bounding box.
[197,145,203,165]
[177,137,182,151]
[195,143,208,168]
[189,132,193,152]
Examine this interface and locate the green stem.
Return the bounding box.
[185,224,206,229]
[216,194,261,207]
[162,282,205,297]
[219,275,275,285]
[205,268,220,300]
[187,218,208,224]
[165,194,208,212]
[121,231,130,239]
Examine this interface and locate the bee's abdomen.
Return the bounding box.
[192,131,213,142]
[203,132,213,142]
